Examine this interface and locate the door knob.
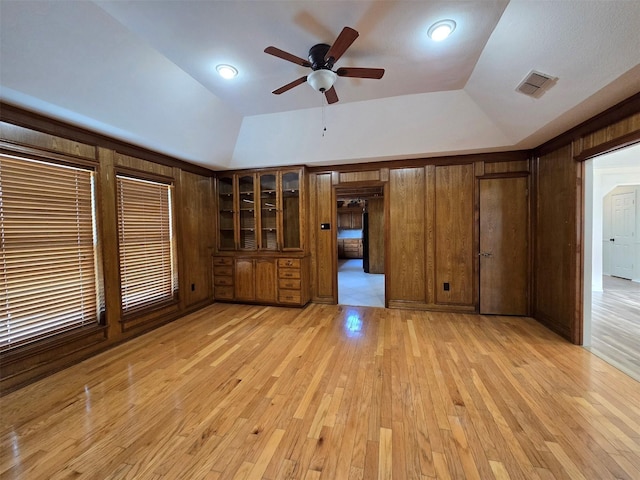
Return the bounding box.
[610,238,615,242]
[478,252,493,257]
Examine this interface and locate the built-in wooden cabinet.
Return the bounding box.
[212,255,310,306]
[216,168,304,252]
[277,258,308,305]
[281,171,302,249]
[238,174,256,250]
[337,207,363,229]
[212,256,234,300]
[337,238,363,259]
[214,167,308,307]
[217,176,235,250]
[231,257,278,303]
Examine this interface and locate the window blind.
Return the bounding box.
[116,175,177,315]
[0,154,100,352]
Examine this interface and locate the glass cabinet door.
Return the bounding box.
[259,173,278,250]
[237,174,256,250]
[217,176,235,250]
[281,171,301,249]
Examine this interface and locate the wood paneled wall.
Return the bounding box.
[533,93,640,344]
[309,172,335,303]
[0,118,214,392]
[309,155,529,312]
[434,164,475,306]
[388,167,426,303]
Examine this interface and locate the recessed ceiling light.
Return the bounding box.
[216,64,238,79]
[428,20,456,41]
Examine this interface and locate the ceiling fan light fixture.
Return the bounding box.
[428,20,456,41]
[216,64,238,79]
[307,69,337,92]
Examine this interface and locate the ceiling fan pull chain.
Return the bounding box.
[322,94,327,137]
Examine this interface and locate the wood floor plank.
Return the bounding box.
[3,303,640,479]
[378,427,392,480]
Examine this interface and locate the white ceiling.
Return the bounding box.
[1,0,639,171]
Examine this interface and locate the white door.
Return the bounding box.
[611,192,636,279]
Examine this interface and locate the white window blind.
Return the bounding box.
[116,175,177,315]
[0,154,100,352]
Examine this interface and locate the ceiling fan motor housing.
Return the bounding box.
[308,43,334,70]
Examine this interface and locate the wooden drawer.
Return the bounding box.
[214,286,234,299]
[277,258,300,268]
[213,266,233,276]
[278,290,302,304]
[278,278,301,290]
[214,276,233,286]
[278,268,301,279]
[213,256,233,266]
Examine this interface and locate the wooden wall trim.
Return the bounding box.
[0,102,214,177]
[307,151,530,174]
[574,129,640,162]
[535,91,640,156]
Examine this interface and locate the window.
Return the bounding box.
[116,174,177,315]
[0,154,101,352]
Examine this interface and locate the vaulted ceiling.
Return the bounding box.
[1,1,639,171]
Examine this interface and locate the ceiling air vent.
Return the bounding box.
[516,70,557,98]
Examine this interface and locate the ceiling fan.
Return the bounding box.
[264,26,385,104]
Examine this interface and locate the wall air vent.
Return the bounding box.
[516,70,557,98]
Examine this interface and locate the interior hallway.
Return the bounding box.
[590,275,640,382]
[338,259,385,308]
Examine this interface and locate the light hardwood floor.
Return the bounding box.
[590,275,640,382]
[2,303,640,479]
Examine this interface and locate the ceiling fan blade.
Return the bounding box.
[272,76,308,95]
[337,67,385,79]
[264,46,312,68]
[324,27,359,63]
[324,86,339,104]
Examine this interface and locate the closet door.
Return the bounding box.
[479,176,529,315]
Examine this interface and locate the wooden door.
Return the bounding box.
[255,259,276,303]
[611,192,636,279]
[479,177,528,315]
[235,259,255,301]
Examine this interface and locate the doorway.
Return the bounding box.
[583,143,640,381]
[335,185,385,307]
